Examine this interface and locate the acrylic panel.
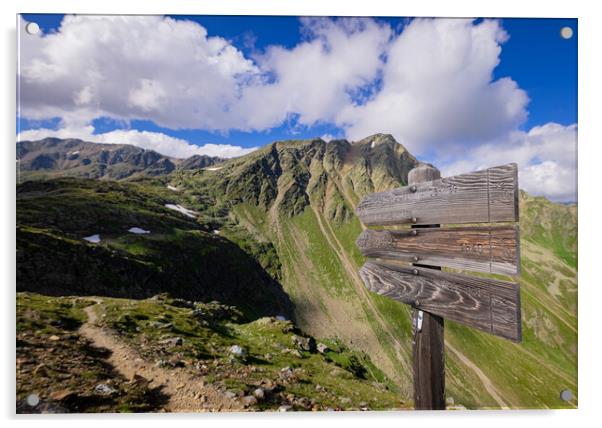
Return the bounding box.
[16,14,578,412]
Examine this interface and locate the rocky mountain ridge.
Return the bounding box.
[17,138,224,180]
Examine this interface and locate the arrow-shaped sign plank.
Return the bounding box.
[356,226,520,275]
[359,261,522,342]
[356,163,519,226]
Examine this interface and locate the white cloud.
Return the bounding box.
[17,125,257,159]
[19,16,527,144]
[230,18,392,130]
[73,86,94,106]
[18,15,577,201]
[336,18,529,154]
[439,123,577,202]
[18,15,391,133]
[19,15,259,130]
[127,79,167,112]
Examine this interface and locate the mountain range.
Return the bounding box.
[16,134,577,410]
[17,138,223,181]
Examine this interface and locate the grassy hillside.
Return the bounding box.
[164,135,577,408]
[17,178,292,320]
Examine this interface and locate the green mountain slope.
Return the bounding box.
[165,135,577,408]
[16,135,577,409]
[16,178,292,320]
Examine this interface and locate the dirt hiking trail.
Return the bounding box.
[79,299,243,412]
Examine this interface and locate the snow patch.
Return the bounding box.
[128,227,150,234]
[370,141,375,149]
[167,185,178,191]
[67,150,80,155]
[203,167,223,171]
[83,234,101,243]
[165,204,198,219]
[213,229,220,235]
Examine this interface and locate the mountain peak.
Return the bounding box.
[353,133,406,150]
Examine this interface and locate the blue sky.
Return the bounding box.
[20,14,577,146]
[17,15,577,201]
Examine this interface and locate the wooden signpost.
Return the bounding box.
[355,163,521,410]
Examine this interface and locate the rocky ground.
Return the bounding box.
[16,292,407,413]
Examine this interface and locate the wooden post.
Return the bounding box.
[356,162,520,408]
[408,163,446,410]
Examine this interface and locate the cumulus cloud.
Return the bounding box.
[19,15,259,130]
[18,15,391,133]
[18,15,577,201]
[336,19,529,154]
[439,123,577,202]
[18,125,257,159]
[19,15,526,145]
[230,18,392,130]
[127,79,168,113]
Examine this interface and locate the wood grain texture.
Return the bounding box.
[408,164,445,410]
[413,310,445,410]
[356,226,520,275]
[359,261,522,342]
[356,163,519,226]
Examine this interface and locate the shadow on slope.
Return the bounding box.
[16,178,293,321]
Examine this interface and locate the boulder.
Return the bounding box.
[94,383,117,396]
[291,335,316,352]
[241,395,258,407]
[317,343,330,354]
[224,391,237,399]
[229,345,247,358]
[160,337,183,347]
[49,389,75,402]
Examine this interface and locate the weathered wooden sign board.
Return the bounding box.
[356,163,519,226]
[355,162,521,410]
[356,226,520,275]
[359,262,521,342]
